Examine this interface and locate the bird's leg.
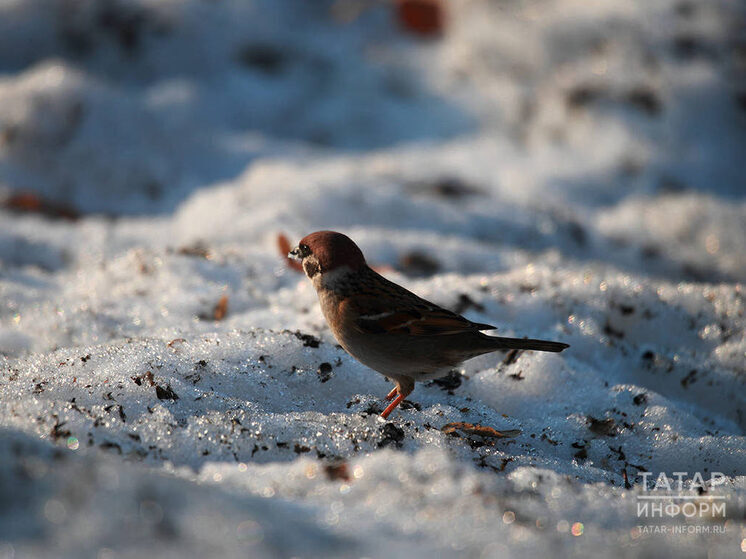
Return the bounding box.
[380,379,414,419]
[384,387,398,401]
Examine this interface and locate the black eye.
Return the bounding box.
[299,244,311,257]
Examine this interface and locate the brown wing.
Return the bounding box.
[345,295,496,337]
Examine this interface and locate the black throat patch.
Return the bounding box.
[303,259,320,278]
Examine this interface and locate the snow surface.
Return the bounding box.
[1,0,745,557]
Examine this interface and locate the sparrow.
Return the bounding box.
[289,231,569,419]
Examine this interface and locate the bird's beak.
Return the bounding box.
[288,246,302,261]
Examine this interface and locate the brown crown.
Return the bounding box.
[299,230,366,272]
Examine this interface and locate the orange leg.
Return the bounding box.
[380,380,414,419]
[381,394,405,419]
[384,387,398,401]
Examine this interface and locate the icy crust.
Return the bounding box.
[1,422,744,559]
[1,299,744,478]
[1,312,745,556]
[1,225,745,558]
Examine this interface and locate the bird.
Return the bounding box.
[289,231,569,419]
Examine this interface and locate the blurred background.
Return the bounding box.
[1,0,743,224]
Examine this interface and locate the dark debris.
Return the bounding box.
[317,362,333,383]
[428,370,462,393]
[155,384,179,401]
[294,331,321,348]
[379,423,405,449]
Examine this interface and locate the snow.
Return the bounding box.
[1,0,745,557]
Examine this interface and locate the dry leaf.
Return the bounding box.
[441,422,521,439]
[3,190,79,220]
[324,461,350,481]
[177,242,211,259]
[213,294,229,321]
[395,0,444,37]
[277,232,304,272]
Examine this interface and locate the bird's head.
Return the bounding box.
[289,230,366,281]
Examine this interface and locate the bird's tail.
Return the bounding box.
[487,336,569,353]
